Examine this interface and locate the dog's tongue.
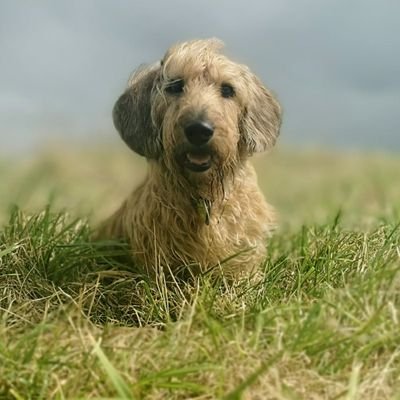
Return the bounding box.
[187,153,211,165]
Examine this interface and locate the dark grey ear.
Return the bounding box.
[112,63,162,158]
[239,72,282,155]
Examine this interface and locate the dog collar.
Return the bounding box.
[193,198,212,225]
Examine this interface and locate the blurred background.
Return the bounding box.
[1,0,399,155]
[0,0,399,228]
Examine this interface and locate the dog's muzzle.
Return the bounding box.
[184,120,214,146]
[178,120,214,172]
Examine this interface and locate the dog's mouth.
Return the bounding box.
[183,151,212,172]
[185,152,212,172]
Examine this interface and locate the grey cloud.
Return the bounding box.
[0,0,399,154]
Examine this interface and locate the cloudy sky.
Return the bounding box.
[1,0,399,154]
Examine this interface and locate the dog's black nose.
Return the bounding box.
[184,120,214,146]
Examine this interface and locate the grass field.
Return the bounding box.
[0,145,399,399]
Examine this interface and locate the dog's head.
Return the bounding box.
[113,39,281,185]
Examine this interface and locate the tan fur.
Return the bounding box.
[98,38,282,279]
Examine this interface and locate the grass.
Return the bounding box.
[0,145,399,399]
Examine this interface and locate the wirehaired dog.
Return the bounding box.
[98,39,281,279]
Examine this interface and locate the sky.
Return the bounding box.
[0,0,399,154]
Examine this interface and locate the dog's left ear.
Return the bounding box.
[113,62,162,159]
[239,71,282,155]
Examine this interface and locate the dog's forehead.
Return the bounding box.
[164,38,223,60]
[162,39,238,81]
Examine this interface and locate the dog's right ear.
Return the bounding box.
[113,62,162,158]
[239,70,282,155]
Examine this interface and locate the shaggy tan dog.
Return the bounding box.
[98,39,282,279]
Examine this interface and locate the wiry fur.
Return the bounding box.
[98,38,282,279]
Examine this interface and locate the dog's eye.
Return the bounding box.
[165,79,184,95]
[221,83,235,98]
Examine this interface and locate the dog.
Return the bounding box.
[98,38,282,279]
